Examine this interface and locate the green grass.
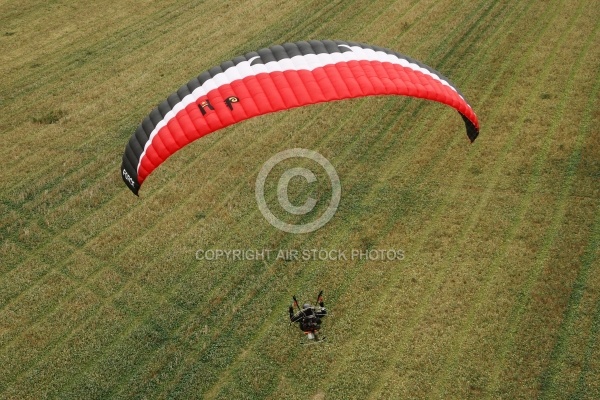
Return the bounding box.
[1,0,599,399]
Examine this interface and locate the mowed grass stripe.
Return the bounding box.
[400,3,593,399]
[536,50,600,399]
[540,198,600,399]
[0,0,201,164]
[356,0,592,396]
[330,12,552,395]
[575,286,600,399]
[485,15,600,398]
[483,14,599,400]
[0,1,186,81]
[427,3,599,397]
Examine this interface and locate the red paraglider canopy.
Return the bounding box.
[121,40,479,195]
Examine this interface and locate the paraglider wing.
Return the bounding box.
[121,40,479,195]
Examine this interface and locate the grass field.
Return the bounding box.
[1,0,599,399]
